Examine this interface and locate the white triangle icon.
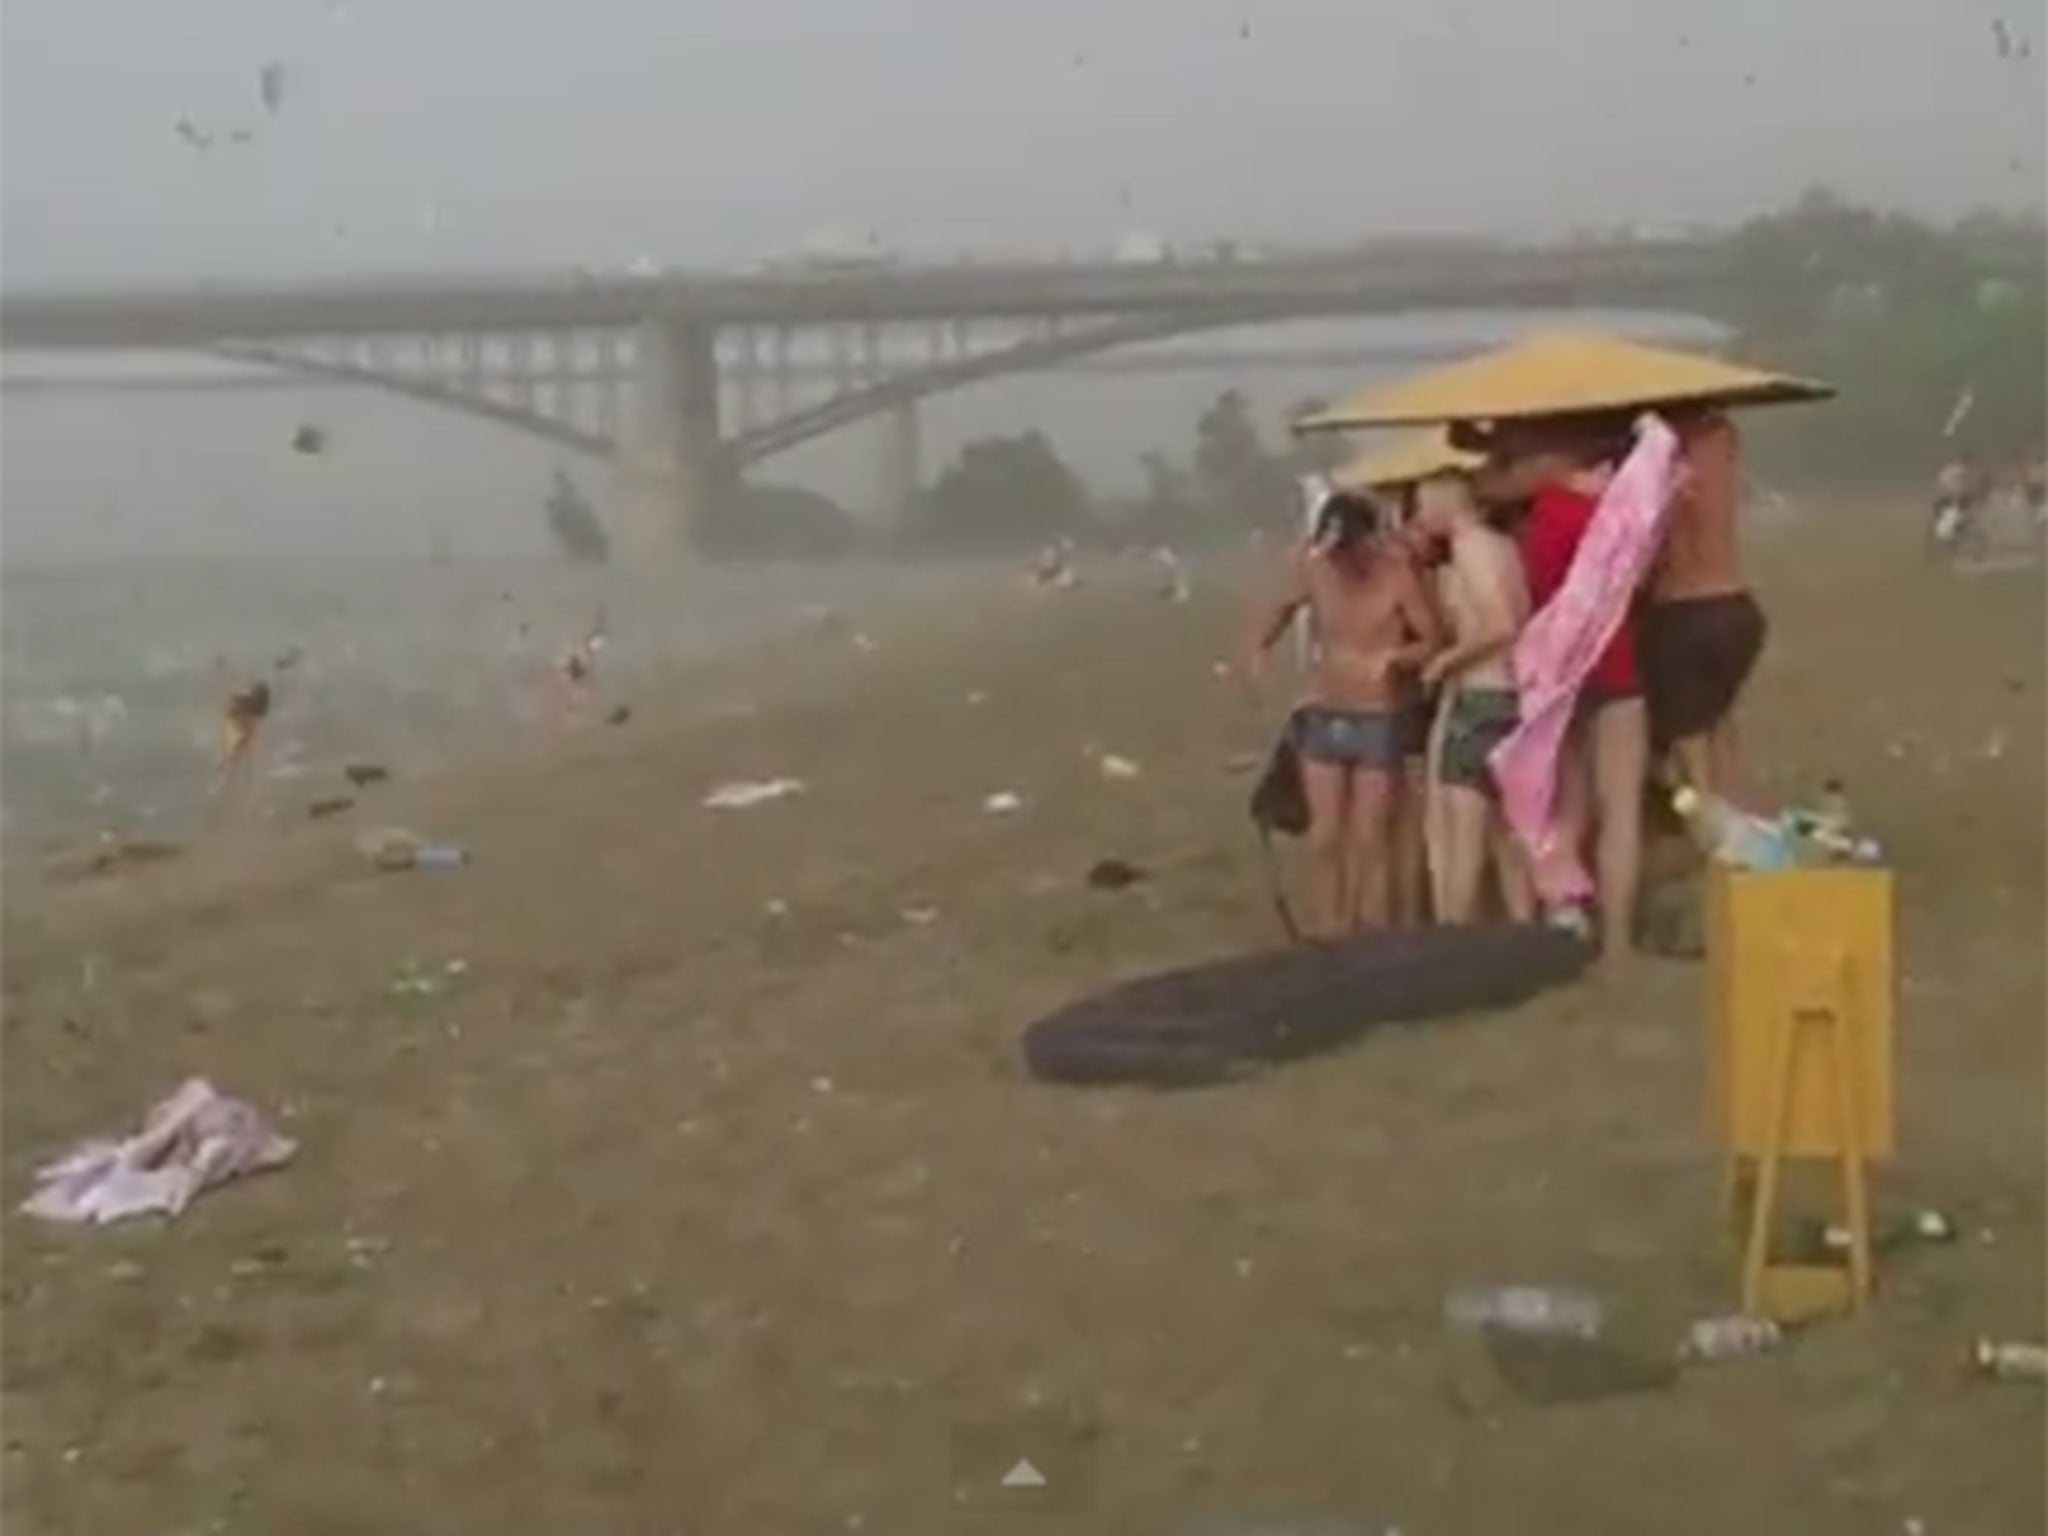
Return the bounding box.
[1000,1457,1048,1489]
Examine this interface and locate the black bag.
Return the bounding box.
[1246,723,1309,942]
[1248,731,1309,837]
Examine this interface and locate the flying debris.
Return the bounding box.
[1943,386,1976,440]
[259,62,287,114]
[174,118,212,150]
[291,424,327,456]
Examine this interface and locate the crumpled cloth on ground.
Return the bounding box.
[21,1078,297,1225]
[702,777,805,810]
[1490,415,1683,906]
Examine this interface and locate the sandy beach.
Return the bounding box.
[3,503,2042,1535]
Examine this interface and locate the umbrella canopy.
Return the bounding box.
[1296,330,1833,433]
[1331,428,1481,492]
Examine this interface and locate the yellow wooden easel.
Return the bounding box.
[1706,865,1895,1322]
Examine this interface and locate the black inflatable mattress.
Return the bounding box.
[1022,924,1592,1088]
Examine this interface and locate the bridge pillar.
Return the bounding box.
[865,400,922,526]
[612,317,729,559]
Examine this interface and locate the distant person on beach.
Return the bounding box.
[1025,536,1079,591]
[541,610,608,728]
[1926,460,1983,565]
[1405,470,1536,924]
[1152,544,1192,603]
[1241,492,1446,937]
[1639,410,1768,800]
[210,676,272,806]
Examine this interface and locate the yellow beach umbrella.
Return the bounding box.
[1296,329,1834,433]
[1331,428,1481,493]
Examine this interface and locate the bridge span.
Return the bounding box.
[0,237,1786,554]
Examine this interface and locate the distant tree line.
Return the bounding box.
[893,390,1320,556]
[1729,187,2046,484]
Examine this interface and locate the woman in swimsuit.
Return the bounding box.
[1242,493,1446,938]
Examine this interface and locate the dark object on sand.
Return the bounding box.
[606,704,633,726]
[1247,730,1311,938]
[1478,1327,1678,1406]
[306,796,355,820]
[1021,924,1592,1088]
[290,424,326,455]
[1085,857,1145,891]
[343,762,390,790]
[48,835,185,884]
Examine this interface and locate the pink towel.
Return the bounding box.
[1489,415,1683,905]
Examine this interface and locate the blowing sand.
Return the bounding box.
[3,506,2042,1535]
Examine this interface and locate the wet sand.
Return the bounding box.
[3,505,2043,1535]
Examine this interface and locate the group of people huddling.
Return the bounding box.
[1242,388,1771,968]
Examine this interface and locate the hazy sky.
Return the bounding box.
[4,0,2042,285]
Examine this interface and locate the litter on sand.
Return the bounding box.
[46,833,183,883]
[1086,857,1147,890]
[983,791,1025,814]
[354,825,424,870]
[389,958,467,999]
[703,777,806,810]
[22,1078,296,1226]
[1098,754,1142,780]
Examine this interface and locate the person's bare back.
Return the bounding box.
[1654,411,1743,601]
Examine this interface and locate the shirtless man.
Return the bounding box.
[1242,493,1446,937]
[1406,471,1536,924]
[1639,410,1767,799]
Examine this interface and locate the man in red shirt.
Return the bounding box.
[1480,417,1649,964]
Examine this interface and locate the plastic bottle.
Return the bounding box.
[1679,1314,1782,1362]
[1443,1285,1604,1339]
[1670,786,1793,871]
[1819,1208,1956,1254]
[1971,1339,2048,1380]
[411,843,469,870]
[1814,778,1854,836]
